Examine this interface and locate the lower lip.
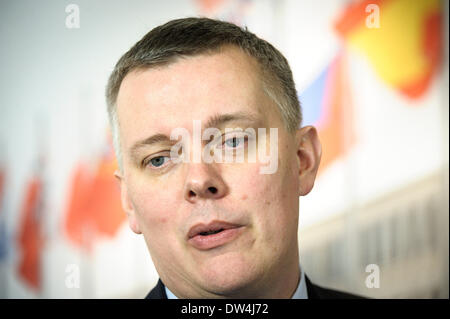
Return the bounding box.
[188,227,244,250]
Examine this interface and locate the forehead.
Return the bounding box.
[116,46,278,151]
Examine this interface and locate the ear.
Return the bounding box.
[114,170,142,234]
[294,126,322,196]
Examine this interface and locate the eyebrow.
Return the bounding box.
[130,133,172,158]
[129,111,261,160]
[204,111,260,130]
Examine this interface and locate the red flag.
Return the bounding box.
[17,177,44,291]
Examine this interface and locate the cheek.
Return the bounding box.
[228,163,269,198]
[231,162,299,240]
[233,161,296,207]
[130,184,187,268]
[129,179,180,234]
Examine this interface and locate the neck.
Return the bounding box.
[245,249,300,299]
[190,253,300,298]
[162,246,301,299]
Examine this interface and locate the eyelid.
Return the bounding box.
[222,130,249,140]
[142,151,172,169]
[217,131,249,149]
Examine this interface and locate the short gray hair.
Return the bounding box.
[106,17,302,171]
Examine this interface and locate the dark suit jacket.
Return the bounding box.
[145,275,364,299]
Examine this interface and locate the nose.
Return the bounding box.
[183,163,228,203]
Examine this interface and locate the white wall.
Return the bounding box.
[0,0,447,298]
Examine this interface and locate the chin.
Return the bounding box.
[195,252,263,297]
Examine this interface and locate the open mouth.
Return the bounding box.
[188,221,240,239]
[187,221,244,250]
[198,229,225,236]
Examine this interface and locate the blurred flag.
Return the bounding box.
[0,223,6,262]
[300,52,356,174]
[17,175,44,291]
[64,136,125,252]
[0,167,7,261]
[194,0,253,25]
[195,0,226,13]
[0,168,4,208]
[335,0,442,99]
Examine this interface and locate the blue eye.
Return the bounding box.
[225,137,242,148]
[149,156,168,167]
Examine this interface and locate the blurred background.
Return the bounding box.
[0,0,448,298]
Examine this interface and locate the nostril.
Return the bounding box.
[189,190,196,197]
[208,186,218,194]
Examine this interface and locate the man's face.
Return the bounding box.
[116,47,316,298]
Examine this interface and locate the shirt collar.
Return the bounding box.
[164,265,308,299]
[165,284,178,299]
[291,265,308,299]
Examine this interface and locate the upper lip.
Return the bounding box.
[187,221,242,239]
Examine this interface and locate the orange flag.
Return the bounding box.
[64,138,125,251]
